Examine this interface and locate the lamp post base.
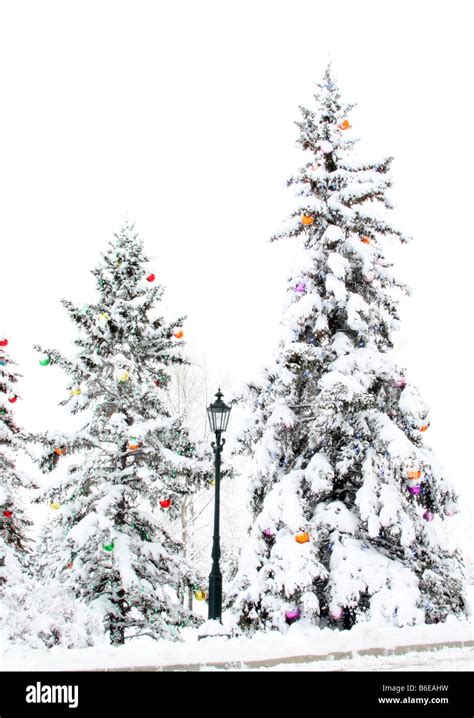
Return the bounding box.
[198,619,232,641]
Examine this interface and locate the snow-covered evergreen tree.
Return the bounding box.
[0,338,32,591]
[34,224,214,644]
[232,67,466,632]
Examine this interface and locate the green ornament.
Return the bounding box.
[0,409,6,415]
[39,355,51,366]
[103,541,115,552]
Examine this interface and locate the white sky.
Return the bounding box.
[1,1,472,552]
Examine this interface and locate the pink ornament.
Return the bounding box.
[285,609,301,623]
[262,528,274,538]
[294,283,306,294]
[408,485,421,495]
[444,502,457,517]
[320,141,333,154]
[423,510,434,522]
[330,607,343,620]
[388,409,397,417]
[445,509,456,517]
[393,377,407,389]
[363,272,375,283]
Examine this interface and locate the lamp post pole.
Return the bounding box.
[206,389,231,623]
[208,429,224,621]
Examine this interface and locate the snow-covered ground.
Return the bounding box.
[2,614,472,672]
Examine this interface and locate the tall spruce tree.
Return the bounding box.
[232,67,466,631]
[0,339,32,591]
[34,224,214,644]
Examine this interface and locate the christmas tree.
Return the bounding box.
[232,67,466,631]
[34,223,214,644]
[0,338,32,590]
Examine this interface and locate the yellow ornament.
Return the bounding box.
[114,368,129,383]
[210,479,216,487]
[97,312,110,322]
[71,387,81,396]
[50,501,61,510]
[194,590,207,601]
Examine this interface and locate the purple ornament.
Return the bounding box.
[388,409,397,417]
[408,485,421,495]
[330,607,343,620]
[423,510,434,522]
[262,528,274,538]
[294,283,306,294]
[285,609,301,623]
[393,377,407,389]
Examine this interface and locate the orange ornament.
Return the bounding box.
[338,119,351,130]
[407,470,422,480]
[127,439,140,451]
[295,532,310,544]
[420,425,429,432]
[361,236,371,245]
[301,215,315,226]
[54,447,66,456]
[174,329,184,339]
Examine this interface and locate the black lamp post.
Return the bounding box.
[206,388,231,621]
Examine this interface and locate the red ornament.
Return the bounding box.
[66,562,73,569]
[0,339,8,347]
[8,395,17,404]
[159,499,172,509]
[146,273,156,283]
[3,510,13,518]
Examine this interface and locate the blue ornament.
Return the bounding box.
[0,360,6,366]
[361,543,369,550]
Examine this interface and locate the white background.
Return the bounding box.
[0,0,472,556]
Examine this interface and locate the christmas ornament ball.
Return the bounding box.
[407,470,422,480]
[294,282,306,294]
[285,609,301,623]
[146,273,156,282]
[0,360,6,366]
[363,272,375,283]
[8,395,17,404]
[174,329,184,339]
[103,542,115,552]
[114,368,129,383]
[330,607,343,620]
[295,532,310,544]
[70,388,81,396]
[420,424,430,432]
[301,214,314,226]
[393,377,407,389]
[159,499,172,509]
[338,119,351,130]
[320,141,333,154]
[39,355,51,366]
[50,501,61,510]
[408,485,421,496]
[262,528,274,538]
[194,590,207,601]
[66,562,73,569]
[3,510,13,518]
[423,510,434,522]
[54,447,66,456]
[361,236,371,244]
[127,438,140,451]
[0,339,8,347]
